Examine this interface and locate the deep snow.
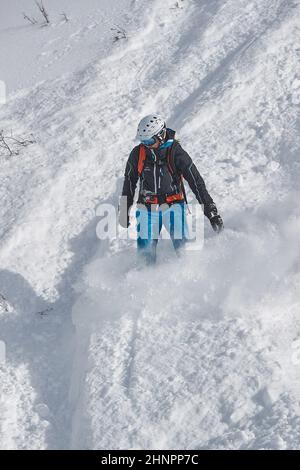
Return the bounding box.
[1,0,300,450]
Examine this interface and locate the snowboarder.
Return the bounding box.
[119,115,223,263]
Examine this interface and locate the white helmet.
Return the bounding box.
[137,114,166,141]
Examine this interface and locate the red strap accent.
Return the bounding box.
[144,193,184,204]
[138,145,147,176]
[144,196,159,204]
[165,193,184,203]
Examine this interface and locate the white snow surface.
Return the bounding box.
[1,0,300,450]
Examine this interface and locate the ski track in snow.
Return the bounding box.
[1,0,300,449]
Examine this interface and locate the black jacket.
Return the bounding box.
[121,129,214,217]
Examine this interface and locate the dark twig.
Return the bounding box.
[7,131,36,146]
[60,12,69,22]
[170,1,184,9]
[36,307,54,316]
[23,12,38,24]
[111,24,127,42]
[35,1,50,24]
[0,130,14,156]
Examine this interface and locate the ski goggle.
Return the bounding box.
[141,127,166,146]
[141,136,157,146]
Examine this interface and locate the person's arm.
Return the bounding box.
[119,147,139,228]
[174,143,224,232]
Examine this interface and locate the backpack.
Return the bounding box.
[137,141,188,205]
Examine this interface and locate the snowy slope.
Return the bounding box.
[1,0,300,450]
[0,0,133,93]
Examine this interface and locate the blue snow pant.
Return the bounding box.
[136,202,188,264]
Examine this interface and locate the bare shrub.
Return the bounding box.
[0,130,36,157]
[23,1,50,26]
[111,25,127,43]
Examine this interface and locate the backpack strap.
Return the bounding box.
[138,145,147,176]
[166,140,179,177]
[167,141,189,206]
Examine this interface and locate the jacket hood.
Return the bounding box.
[166,128,176,140]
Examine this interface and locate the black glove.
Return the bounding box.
[210,214,224,232]
[206,203,224,233]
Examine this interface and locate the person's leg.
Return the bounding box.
[163,202,188,254]
[136,207,160,264]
